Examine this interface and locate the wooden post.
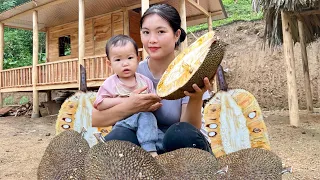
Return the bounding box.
[208,14,213,32]
[141,0,149,60]
[281,10,299,126]
[46,29,49,62]
[0,23,4,107]
[207,14,217,92]
[32,10,39,118]
[78,0,85,90]
[123,8,129,35]
[298,19,313,113]
[179,0,188,50]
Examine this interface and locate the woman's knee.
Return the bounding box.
[104,126,140,146]
[163,122,211,153]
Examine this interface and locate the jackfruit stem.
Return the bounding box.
[281,166,293,174]
[80,127,87,138]
[215,165,228,175]
[93,132,106,143]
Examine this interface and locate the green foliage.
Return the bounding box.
[187,0,263,33]
[19,96,29,105]
[3,96,14,105]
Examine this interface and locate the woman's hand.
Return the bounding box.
[129,86,162,112]
[183,77,212,100]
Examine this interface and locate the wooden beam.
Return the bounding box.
[186,10,223,21]
[298,19,313,113]
[78,0,85,90]
[0,23,3,107]
[141,0,149,60]
[281,10,299,126]
[179,0,188,50]
[186,0,210,17]
[32,10,39,118]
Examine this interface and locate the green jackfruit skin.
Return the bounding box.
[37,130,90,180]
[217,148,283,180]
[156,148,220,179]
[85,140,166,179]
[163,40,227,100]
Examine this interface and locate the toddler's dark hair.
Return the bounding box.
[105,34,138,59]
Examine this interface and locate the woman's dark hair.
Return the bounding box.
[105,34,138,59]
[140,3,186,48]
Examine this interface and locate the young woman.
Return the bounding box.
[92,3,213,154]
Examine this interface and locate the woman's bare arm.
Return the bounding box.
[180,77,212,129]
[92,87,162,127]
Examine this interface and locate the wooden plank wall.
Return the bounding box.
[47,11,124,62]
[129,10,142,49]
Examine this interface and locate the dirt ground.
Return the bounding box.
[0,111,319,179]
[0,20,320,179]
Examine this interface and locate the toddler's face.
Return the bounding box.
[108,42,139,79]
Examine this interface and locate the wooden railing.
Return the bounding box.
[37,59,78,85]
[0,55,113,89]
[83,55,113,81]
[1,66,32,88]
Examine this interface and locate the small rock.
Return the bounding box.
[302,131,306,134]
[13,134,17,136]
[45,133,51,136]
[38,139,42,141]
[5,150,10,152]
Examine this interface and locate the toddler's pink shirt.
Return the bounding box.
[94,73,155,108]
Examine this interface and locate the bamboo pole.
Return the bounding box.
[179,0,188,50]
[298,19,313,113]
[0,23,3,107]
[281,10,299,126]
[78,0,85,90]
[141,0,149,60]
[32,10,39,118]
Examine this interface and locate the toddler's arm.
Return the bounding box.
[96,97,128,111]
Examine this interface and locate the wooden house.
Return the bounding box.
[0,0,227,117]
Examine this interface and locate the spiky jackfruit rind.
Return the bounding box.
[157,31,225,100]
[217,148,283,179]
[37,130,90,180]
[156,148,220,179]
[85,140,165,179]
[203,89,271,158]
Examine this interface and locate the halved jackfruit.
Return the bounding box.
[157,31,226,100]
[55,91,112,147]
[203,89,271,158]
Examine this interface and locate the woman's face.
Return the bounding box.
[140,14,180,61]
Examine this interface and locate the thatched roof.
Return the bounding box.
[253,0,320,48]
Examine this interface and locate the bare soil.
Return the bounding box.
[0,111,319,179]
[0,20,320,179]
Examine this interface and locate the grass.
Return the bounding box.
[187,0,263,33]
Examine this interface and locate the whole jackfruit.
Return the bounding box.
[217,148,290,179]
[203,89,271,158]
[156,148,226,179]
[37,129,90,180]
[85,140,166,179]
[157,31,226,100]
